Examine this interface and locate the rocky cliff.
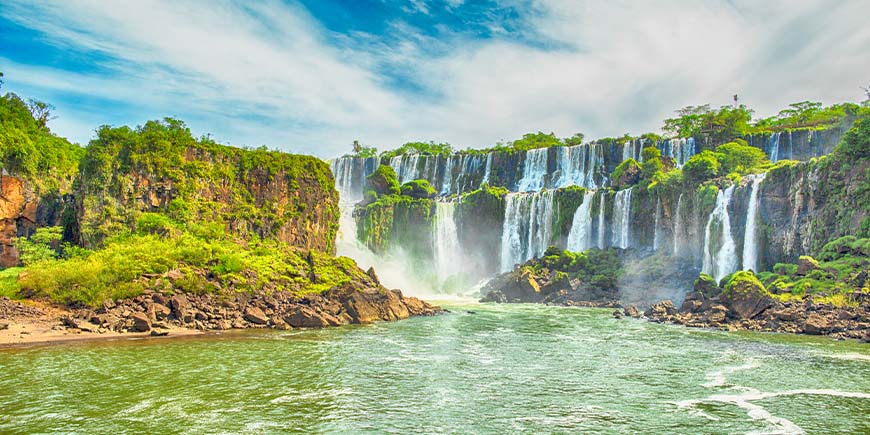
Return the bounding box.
[74,119,339,254]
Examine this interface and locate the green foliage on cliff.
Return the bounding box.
[78,118,339,252]
[752,238,870,306]
[682,151,721,186]
[365,164,401,196]
[715,141,769,174]
[380,141,453,159]
[610,158,641,189]
[663,104,753,142]
[400,179,436,199]
[754,102,865,131]
[356,193,435,255]
[536,247,622,292]
[0,93,84,194]
[836,115,870,159]
[13,222,368,307]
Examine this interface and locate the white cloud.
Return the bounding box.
[2,0,869,157]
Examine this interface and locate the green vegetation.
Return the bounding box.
[365,164,401,197]
[751,237,870,307]
[11,220,368,307]
[77,118,339,252]
[610,158,641,188]
[0,267,22,298]
[0,93,84,194]
[12,227,63,266]
[753,101,865,132]
[349,140,378,158]
[533,247,622,292]
[380,141,453,159]
[400,179,436,199]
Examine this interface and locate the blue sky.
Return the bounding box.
[1,0,869,158]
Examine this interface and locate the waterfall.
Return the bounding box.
[499,190,556,272]
[673,193,684,255]
[440,155,455,195]
[702,185,738,282]
[661,138,696,167]
[741,174,766,272]
[653,197,662,251]
[481,153,493,185]
[516,148,548,192]
[433,200,463,286]
[566,191,596,251]
[556,145,595,189]
[611,188,633,249]
[768,133,781,163]
[597,193,607,249]
[390,154,422,185]
[330,157,378,203]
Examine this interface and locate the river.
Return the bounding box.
[2,301,869,434]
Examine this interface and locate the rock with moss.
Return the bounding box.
[365,165,401,196]
[400,179,436,199]
[611,158,641,189]
[721,271,775,320]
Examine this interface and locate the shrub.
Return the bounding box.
[682,151,722,186]
[13,226,62,266]
[715,141,769,174]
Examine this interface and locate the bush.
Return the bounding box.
[682,151,721,186]
[836,115,870,160]
[715,141,769,174]
[12,226,62,266]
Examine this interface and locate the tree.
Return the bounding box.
[26,99,56,128]
[13,226,63,266]
[563,133,585,146]
[682,151,722,186]
[716,141,769,174]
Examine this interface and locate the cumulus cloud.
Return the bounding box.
[1,0,868,157]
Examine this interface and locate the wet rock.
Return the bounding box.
[623,305,641,318]
[645,300,677,319]
[150,328,170,337]
[613,310,623,319]
[721,274,774,320]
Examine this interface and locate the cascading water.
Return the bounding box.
[433,200,463,289]
[702,185,738,282]
[611,188,633,249]
[597,193,607,249]
[500,190,555,272]
[673,193,684,255]
[741,174,766,272]
[555,144,600,189]
[481,153,493,185]
[516,148,548,192]
[653,198,662,251]
[440,155,455,195]
[660,138,696,167]
[566,191,596,251]
[768,133,781,163]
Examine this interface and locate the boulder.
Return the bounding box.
[243,306,269,325]
[283,306,339,328]
[169,294,190,318]
[796,256,820,276]
[623,305,641,318]
[804,313,831,335]
[645,300,677,318]
[721,272,774,320]
[130,312,151,332]
[150,328,170,337]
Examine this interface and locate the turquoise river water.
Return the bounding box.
[2,301,869,434]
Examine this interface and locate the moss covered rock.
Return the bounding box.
[611,158,641,189]
[721,271,774,319]
[400,179,436,199]
[366,165,401,196]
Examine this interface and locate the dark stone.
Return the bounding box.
[130,312,151,332]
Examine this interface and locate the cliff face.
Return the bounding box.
[759,156,870,266]
[75,121,339,254]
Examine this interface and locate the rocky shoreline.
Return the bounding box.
[0,284,441,346]
[633,293,870,342]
